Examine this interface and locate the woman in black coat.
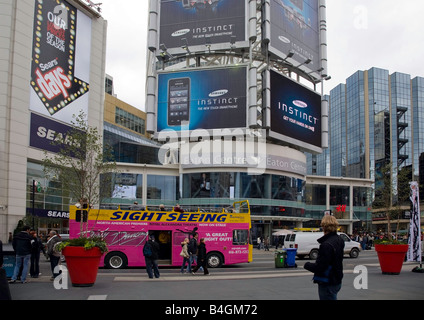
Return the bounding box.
[191,238,209,275]
[304,215,345,300]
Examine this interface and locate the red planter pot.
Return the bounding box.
[62,246,102,287]
[375,244,409,275]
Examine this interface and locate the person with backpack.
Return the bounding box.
[304,215,345,300]
[143,234,160,279]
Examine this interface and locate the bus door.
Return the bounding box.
[151,230,172,265]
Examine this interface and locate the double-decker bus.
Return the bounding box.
[69,200,252,269]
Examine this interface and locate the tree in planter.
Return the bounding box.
[42,111,117,239]
[373,162,411,241]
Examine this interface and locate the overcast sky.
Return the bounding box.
[98,0,424,111]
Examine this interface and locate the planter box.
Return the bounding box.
[375,244,409,275]
[62,246,102,287]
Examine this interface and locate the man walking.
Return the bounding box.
[9,225,33,284]
[143,235,160,279]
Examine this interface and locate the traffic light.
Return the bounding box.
[33,180,42,192]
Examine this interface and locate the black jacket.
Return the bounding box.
[197,243,207,261]
[145,240,160,260]
[304,232,345,285]
[188,238,198,255]
[12,231,33,256]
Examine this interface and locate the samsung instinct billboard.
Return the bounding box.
[157,66,247,132]
[268,0,320,73]
[159,0,247,54]
[269,70,322,151]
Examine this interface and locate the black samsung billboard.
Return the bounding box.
[159,0,247,54]
[269,70,322,151]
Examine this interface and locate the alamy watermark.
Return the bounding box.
[157,128,268,175]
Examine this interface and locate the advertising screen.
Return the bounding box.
[269,70,322,150]
[159,0,246,53]
[29,0,91,125]
[157,66,247,132]
[268,0,320,73]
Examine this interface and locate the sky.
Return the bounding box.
[98,0,424,111]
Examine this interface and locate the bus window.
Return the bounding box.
[233,230,248,245]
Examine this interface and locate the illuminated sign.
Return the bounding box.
[156,66,247,132]
[30,0,91,124]
[269,70,322,151]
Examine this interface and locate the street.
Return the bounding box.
[5,248,424,302]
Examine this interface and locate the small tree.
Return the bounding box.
[42,111,117,236]
[373,162,411,240]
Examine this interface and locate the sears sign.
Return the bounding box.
[269,70,322,150]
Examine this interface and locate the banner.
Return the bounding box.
[30,0,91,124]
[407,181,422,262]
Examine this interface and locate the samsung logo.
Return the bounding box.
[292,100,308,108]
[209,89,228,97]
[278,36,291,44]
[172,29,190,37]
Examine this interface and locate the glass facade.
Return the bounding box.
[182,172,306,217]
[329,84,347,177]
[413,77,424,178]
[115,107,146,135]
[316,68,424,206]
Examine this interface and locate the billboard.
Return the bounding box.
[156,66,247,133]
[29,0,92,125]
[158,0,247,55]
[267,0,320,74]
[269,70,322,151]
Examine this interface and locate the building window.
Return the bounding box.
[115,107,145,135]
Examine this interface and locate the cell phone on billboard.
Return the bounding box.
[168,78,190,126]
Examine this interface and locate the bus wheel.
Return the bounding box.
[105,252,128,269]
[207,252,223,268]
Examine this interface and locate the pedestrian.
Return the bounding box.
[0,240,12,300]
[257,236,261,250]
[30,230,44,278]
[304,215,345,300]
[143,234,160,279]
[188,232,199,270]
[9,225,33,284]
[192,238,209,275]
[46,231,62,280]
[180,238,190,273]
[264,237,270,251]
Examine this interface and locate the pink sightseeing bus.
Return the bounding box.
[69,200,253,269]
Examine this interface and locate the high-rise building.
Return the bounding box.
[311,67,424,204]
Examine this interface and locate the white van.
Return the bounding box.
[284,232,361,259]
